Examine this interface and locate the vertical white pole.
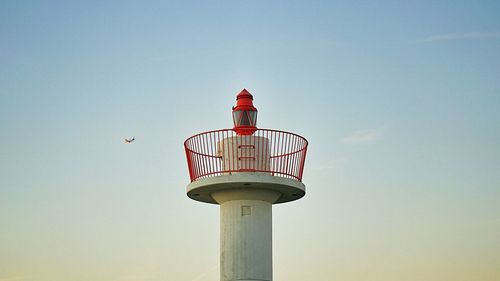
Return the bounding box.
[220,199,272,281]
[213,189,280,281]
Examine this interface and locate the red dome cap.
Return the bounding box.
[233,89,257,111]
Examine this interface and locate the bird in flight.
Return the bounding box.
[124,137,135,143]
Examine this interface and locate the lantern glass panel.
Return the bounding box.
[239,110,251,126]
[233,111,242,126]
[248,111,257,126]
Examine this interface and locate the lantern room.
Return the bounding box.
[232,89,257,135]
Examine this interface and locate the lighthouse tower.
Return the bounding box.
[184,89,308,281]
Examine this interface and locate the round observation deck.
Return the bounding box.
[184,128,308,204]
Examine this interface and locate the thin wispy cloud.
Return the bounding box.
[419,32,500,43]
[310,157,348,172]
[341,129,383,145]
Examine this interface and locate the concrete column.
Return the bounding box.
[212,189,280,281]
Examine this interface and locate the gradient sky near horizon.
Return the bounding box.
[1,1,500,281]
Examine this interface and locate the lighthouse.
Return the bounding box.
[184,89,308,281]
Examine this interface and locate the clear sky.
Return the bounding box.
[1,1,499,281]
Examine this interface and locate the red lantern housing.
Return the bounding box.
[232,89,257,135]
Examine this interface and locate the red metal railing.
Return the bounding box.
[184,129,308,182]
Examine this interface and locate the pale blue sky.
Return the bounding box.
[1,1,499,281]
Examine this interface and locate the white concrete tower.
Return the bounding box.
[184,89,308,281]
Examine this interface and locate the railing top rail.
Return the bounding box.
[184,128,308,147]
